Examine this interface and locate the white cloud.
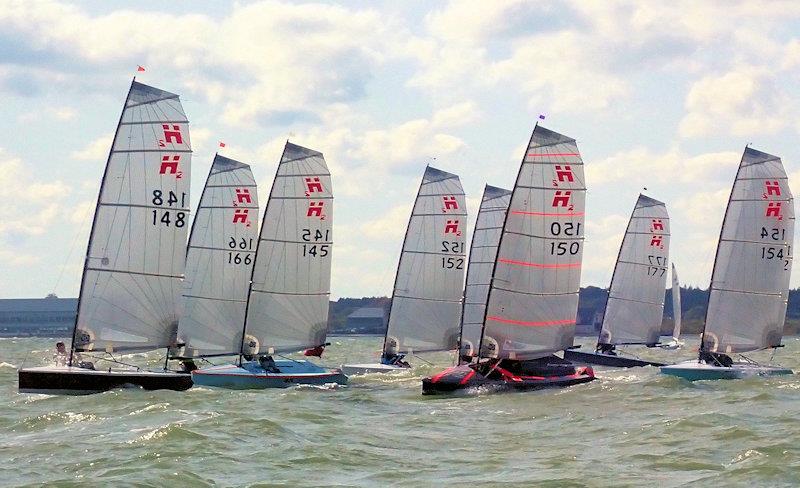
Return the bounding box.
[679,67,793,137]
[587,147,740,187]
[70,133,112,161]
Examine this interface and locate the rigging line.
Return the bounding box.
[52,197,94,294]
[81,353,142,370]
[411,353,434,366]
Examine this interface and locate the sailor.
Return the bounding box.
[258,355,280,373]
[54,341,68,366]
[381,352,410,367]
[180,359,198,372]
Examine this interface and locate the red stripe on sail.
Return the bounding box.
[511,210,584,217]
[498,258,581,268]
[487,316,576,327]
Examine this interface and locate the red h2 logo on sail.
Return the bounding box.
[553,166,574,187]
[305,177,323,195]
[235,188,251,205]
[444,219,461,236]
[162,125,183,144]
[763,180,783,220]
[650,235,663,248]
[233,209,250,227]
[307,201,325,219]
[159,155,182,179]
[552,190,573,210]
[442,196,459,212]
[651,219,664,232]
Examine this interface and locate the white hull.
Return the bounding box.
[339,363,410,375]
[661,360,793,381]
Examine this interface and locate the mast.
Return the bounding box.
[698,149,746,357]
[477,126,538,360]
[177,154,258,360]
[69,80,135,365]
[457,185,489,364]
[596,196,638,349]
[71,79,191,360]
[597,194,669,348]
[382,166,467,356]
[458,185,511,363]
[240,142,334,357]
[700,146,794,355]
[381,167,427,357]
[237,144,288,364]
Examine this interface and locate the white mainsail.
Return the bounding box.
[71,80,191,354]
[480,125,585,360]
[671,263,682,340]
[178,155,258,357]
[383,166,467,355]
[598,194,670,346]
[459,185,511,358]
[242,142,332,355]
[701,147,794,353]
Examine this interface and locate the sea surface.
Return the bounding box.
[2,335,800,487]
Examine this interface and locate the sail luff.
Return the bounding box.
[383,166,467,355]
[458,185,511,361]
[479,124,586,360]
[178,154,258,358]
[382,167,427,355]
[69,80,136,364]
[598,194,670,346]
[237,145,289,359]
[700,147,794,354]
[671,263,682,340]
[71,79,191,355]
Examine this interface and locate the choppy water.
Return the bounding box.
[2,336,800,487]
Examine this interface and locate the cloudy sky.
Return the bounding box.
[2,0,800,299]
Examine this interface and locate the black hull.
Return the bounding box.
[564,349,664,368]
[422,357,595,395]
[18,367,193,395]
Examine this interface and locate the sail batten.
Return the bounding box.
[701,147,794,353]
[242,142,333,355]
[178,154,258,358]
[383,166,467,355]
[599,194,670,346]
[71,80,191,355]
[479,125,586,360]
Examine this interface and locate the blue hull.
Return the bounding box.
[192,360,348,389]
[661,360,793,381]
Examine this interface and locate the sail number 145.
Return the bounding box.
[301,228,330,258]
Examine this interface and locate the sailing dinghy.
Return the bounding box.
[662,147,794,380]
[192,142,346,388]
[564,194,670,368]
[423,125,595,394]
[18,80,193,394]
[340,166,467,375]
[458,185,512,363]
[659,264,683,349]
[171,154,258,368]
